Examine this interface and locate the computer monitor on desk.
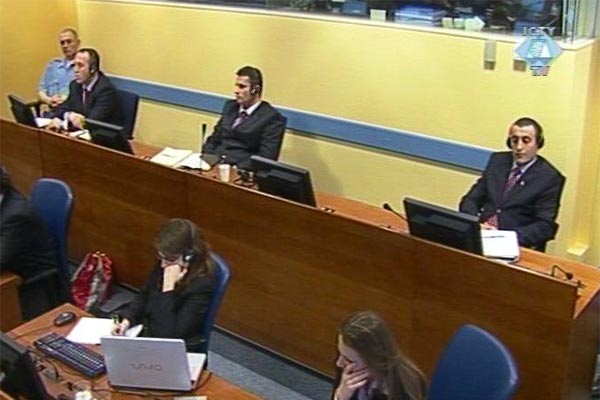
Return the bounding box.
[0,332,49,400]
[404,197,483,255]
[8,94,37,128]
[86,119,133,155]
[250,155,317,207]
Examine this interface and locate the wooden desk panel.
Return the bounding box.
[39,132,189,286]
[0,272,22,331]
[2,118,598,400]
[0,121,43,193]
[8,304,261,400]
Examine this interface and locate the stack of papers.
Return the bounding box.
[481,230,520,261]
[66,317,143,345]
[150,147,211,171]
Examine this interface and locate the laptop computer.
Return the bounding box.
[101,336,206,391]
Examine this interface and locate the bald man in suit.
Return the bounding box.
[459,117,565,251]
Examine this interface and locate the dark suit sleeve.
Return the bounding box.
[459,158,493,217]
[0,213,34,270]
[514,173,565,247]
[143,275,215,340]
[203,115,225,154]
[47,81,79,119]
[256,113,286,161]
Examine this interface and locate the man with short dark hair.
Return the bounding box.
[203,66,287,170]
[459,117,565,251]
[48,48,121,130]
[38,28,80,109]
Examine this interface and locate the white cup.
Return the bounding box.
[218,164,231,182]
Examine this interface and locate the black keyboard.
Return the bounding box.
[34,332,106,378]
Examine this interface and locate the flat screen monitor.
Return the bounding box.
[403,197,482,255]
[250,155,317,207]
[0,332,49,400]
[86,119,133,155]
[8,94,37,128]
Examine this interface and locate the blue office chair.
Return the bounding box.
[117,89,140,139]
[30,178,74,301]
[197,252,232,354]
[428,324,520,400]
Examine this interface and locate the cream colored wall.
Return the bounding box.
[2,0,597,264]
[0,0,78,118]
[73,0,599,264]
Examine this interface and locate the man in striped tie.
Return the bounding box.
[48,48,121,131]
[459,117,565,252]
[202,66,287,170]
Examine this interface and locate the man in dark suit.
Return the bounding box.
[0,167,59,318]
[203,66,287,170]
[48,48,121,130]
[459,117,565,251]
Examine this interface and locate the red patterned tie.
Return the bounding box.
[485,167,522,228]
[232,111,248,128]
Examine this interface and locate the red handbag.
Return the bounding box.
[71,252,114,311]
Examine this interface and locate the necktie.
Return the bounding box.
[485,167,522,228]
[82,87,90,106]
[232,111,248,128]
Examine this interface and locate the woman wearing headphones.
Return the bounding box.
[111,218,216,352]
[333,311,427,400]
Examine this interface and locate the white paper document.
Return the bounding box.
[66,317,143,344]
[150,147,211,171]
[481,230,520,260]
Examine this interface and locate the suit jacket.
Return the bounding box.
[203,100,287,170]
[120,263,216,352]
[0,188,58,280]
[459,152,565,250]
[48,72,122,126]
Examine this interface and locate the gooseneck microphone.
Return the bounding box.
[382,203,407,221]
[551,264,574,280]
[199,123,207,155]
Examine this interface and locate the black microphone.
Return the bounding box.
[199,123,207,155]
[382,203,407,221]
[551,264,574,280]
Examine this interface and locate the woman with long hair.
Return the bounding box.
[333,311,427,400]
[111,218,216,352]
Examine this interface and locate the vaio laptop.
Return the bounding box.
[100,336,206,391]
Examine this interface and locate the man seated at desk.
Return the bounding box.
[47,48,121,130]
[0,167,59,319]
[203,66,287,170]
[38,28,80,112]
[459,117,565,252]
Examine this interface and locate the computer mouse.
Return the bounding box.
[53,311,76,327]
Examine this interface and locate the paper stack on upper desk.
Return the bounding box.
[150,147,211,171]
[480,230,520,261]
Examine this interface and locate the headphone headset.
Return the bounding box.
[250,85,260,96]
[182,220,197,264]
[506,120,545,149]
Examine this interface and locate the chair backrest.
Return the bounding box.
[199,252,232,353]
[30,178,74,288]
[117,89,140,139]
[428,324,520,400]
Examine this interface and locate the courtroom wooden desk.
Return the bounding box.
[8,303,262,400]
[0,271,22,331]
[1,118,599,400]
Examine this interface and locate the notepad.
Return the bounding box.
[66,317,143,345]
[150,147,211,171]
[481,230,520,261]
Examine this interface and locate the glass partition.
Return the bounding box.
[158,0,599,40]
